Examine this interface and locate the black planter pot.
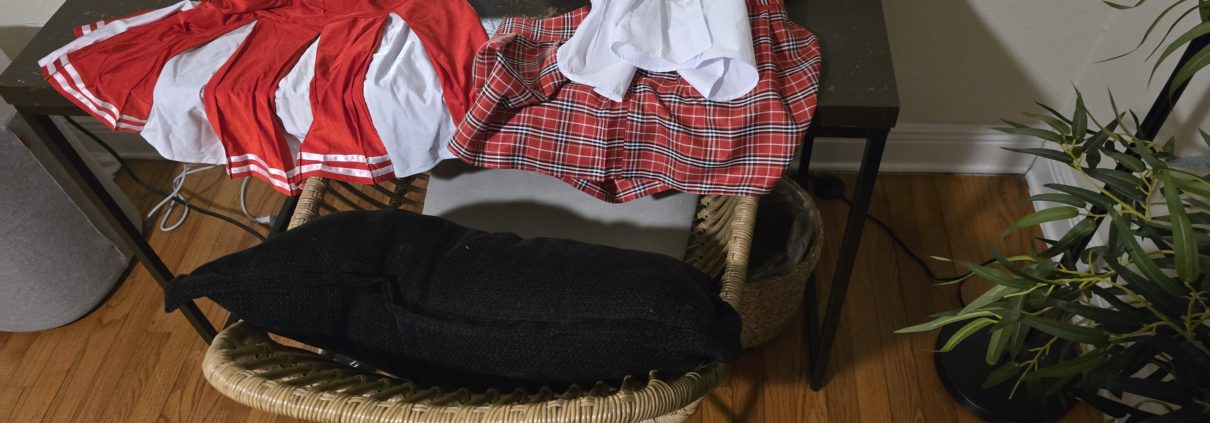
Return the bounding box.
[934,324,1079,423]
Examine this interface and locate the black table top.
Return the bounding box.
[0,0,898,129]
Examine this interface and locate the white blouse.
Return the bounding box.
[557,0,757,101]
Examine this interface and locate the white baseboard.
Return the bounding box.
[809,123,1040,174]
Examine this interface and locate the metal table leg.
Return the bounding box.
[806,127,889,390]
[20,111,218,343]
[796,125,817,178]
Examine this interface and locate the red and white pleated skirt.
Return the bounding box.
[42,0,486,194]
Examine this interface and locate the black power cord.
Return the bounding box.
[63,116,268,241]
[807,174,991,303]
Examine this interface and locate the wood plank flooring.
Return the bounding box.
[0,162,1105,422]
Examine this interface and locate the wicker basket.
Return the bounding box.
[202,176,758,423]
[738,178,824,348]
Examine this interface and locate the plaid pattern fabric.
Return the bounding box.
[450,0,821,203]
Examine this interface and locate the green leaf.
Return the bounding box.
[1175,175,1210,199]
[1107,210,1188,300]
[1103,0,1146,10]
[896,310,999,334]
[937,318,998,353]
[1103,150,1146,173]
[1001,207,1080,237]
[1003,147,1072,164]
[1053,300,1139,333]
[1087,116,1120,151]
[1090,286,1149,321]
[962,284,1018,314]
[1169,45,1210,97]
[1100,0,1194,62]
[1045,184,1117,211]
[1023,112,1071,135]
[1152,20,1210,81]
[1105,260,1186,319]
[1035,103,1073,124]
[1146,3,1205,60]
[982,361,1021,389]
[1028,193,1087,208]
[963,262,1037,290]
[1024,347,1111,380]
[1040,218,1099,258]
[1158,170,1199,282]
[1085,168,1148,203]
[1022,315,1108,345]
[995,124,1065,143]
[990,247,1050,283]
[1071,93,1088,138]
[986,326,1010,366]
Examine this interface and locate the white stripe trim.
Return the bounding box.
[228,153,396,181]
[229,161,394,194]
[58,58,149,125]
[60,58,123,121]
[80,24,92,35]
[228,154,294,178]
[49,70,117,127]
[228,164,299,192]
[297,162,397,179]
[298,152,392,164]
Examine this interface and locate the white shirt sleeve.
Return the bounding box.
[671,0,757,101]
[556,0,638,102]
[556,0,757,102]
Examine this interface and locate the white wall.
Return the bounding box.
[883,0,1114,124]
[881,0,1209,156]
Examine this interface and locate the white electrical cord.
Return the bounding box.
[240,178,273,226]
[146,164,216,232]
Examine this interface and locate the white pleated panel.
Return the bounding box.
[363,13,456,179]
[141,22,256,164]
[275,37,320,160]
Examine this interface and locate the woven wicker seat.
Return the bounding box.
[202,176,756,423]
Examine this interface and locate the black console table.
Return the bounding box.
[0,0,899,390]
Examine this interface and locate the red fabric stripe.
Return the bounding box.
[204,18,320,195]
[299,15,391,181]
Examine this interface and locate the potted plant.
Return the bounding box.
[898,1,1210,421]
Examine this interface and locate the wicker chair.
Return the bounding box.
[202,176,757,423]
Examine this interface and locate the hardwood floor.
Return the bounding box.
[0,162,1104,422]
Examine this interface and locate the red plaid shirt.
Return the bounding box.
[450,0,821,203]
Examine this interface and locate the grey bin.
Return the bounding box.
[0,127,129,332]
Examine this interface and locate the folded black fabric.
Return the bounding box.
[166,210,740,390]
